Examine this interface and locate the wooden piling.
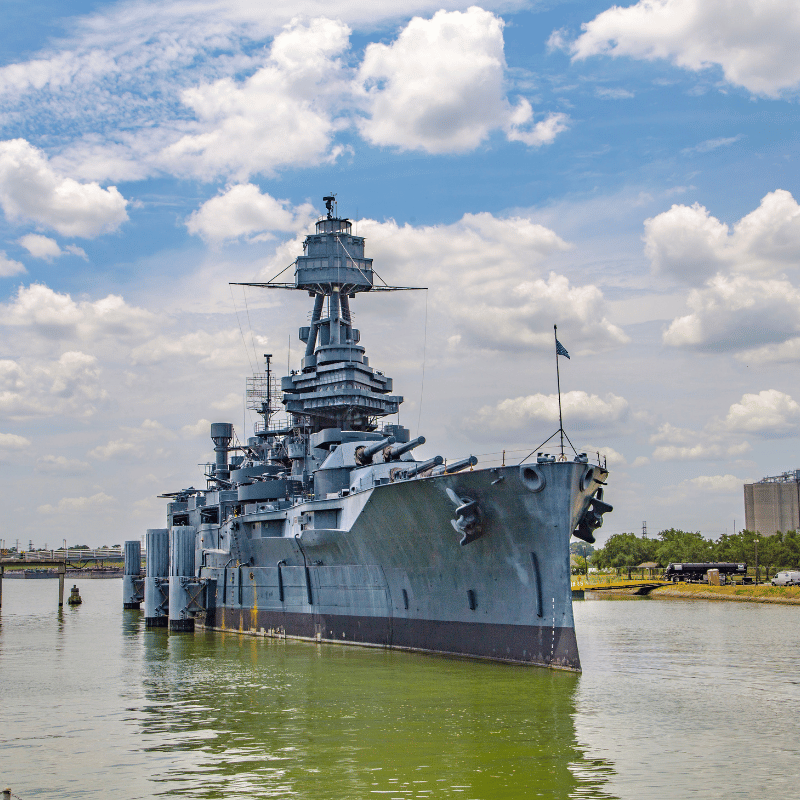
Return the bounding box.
[58,562,66,607]
[0,564,4,608]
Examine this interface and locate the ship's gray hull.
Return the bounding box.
[195,460,601,671]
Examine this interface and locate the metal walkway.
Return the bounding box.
[571,577,670,595]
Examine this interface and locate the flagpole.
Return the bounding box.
[554,324,564,457]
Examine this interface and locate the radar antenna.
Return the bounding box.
[247,353,279,434]
[323,194,336,218]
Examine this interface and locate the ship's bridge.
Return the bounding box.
[295,216,374,294]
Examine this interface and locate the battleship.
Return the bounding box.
[124,196,613,671]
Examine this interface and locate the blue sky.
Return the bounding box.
[2,0,800,547]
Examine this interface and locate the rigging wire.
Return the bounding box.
[264,260,297,284]
[241,286,260,369]
[334,235,373,287]
[416,289,428,437]
[230,285,255,375]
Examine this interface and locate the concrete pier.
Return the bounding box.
[122,540,142,609]
[168,526,196,632]
[144,529,169,627]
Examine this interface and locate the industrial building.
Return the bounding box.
[744,470,800,535]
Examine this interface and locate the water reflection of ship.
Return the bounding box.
[138,196,613,671]
[135,630,617,798]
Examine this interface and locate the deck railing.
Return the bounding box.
[1,548,131,562]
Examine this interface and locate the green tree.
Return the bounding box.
[715,529,756,563]
[780,531,800,567]
[591,532,659,568]
[655,529,714,565]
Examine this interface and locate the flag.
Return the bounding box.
[555,339,570,359]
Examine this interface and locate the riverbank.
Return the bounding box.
[649,583,800,605]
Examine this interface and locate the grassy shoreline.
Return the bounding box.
[649,583,800,605]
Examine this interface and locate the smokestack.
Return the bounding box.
[210,423,233,482]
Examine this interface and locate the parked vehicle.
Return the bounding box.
[663,562,747,582]
[771,571,800,586]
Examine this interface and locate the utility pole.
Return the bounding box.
[642,521,647,538]
[754,536,759,585]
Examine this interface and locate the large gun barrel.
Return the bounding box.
[434,455,478,475]
[356,436,396,464]
[404,455,444,477]
[388,436,426,459]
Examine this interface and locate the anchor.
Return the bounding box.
[445,487,483,546]
[574,490,613,544]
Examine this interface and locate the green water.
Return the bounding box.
[1,581,798,799]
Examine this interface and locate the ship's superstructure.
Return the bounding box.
[130,197,613,670]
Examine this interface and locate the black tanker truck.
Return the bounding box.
[663,562,748,582]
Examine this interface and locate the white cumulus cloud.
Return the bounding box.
[35,455,91,474]
[578,443,627,466]
[721,390,800,436]
[18,234,62,260]
[356,8,567,153]
[652,441,751,461]
[474,390,629,432]
[644,191,800,354]
[663,274,800,351]
[186,185,317,242]
[1,283,154,343]
[129,329,265,366]
[0,139,128,237]
[181,418,213,439]
[645,190,800,285]
[38,492,115,514]
[0,351,106,418]
[18,234,88,261]
[0,432,31,451]
[686,474,747,493]
[0,251,26,276]
[160,17,351,180]
[567,0,800,96]
[306,213,629,355]
[89,419,178,461]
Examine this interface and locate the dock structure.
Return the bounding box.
[571,576,670,597]
[0,548,141,608]
[0,560,69,607]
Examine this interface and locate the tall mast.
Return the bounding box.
[555,325,564,458]
[232,196,426,435]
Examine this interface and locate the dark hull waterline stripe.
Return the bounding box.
[197,608,581,671]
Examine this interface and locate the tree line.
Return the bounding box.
[591,528,800,574]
